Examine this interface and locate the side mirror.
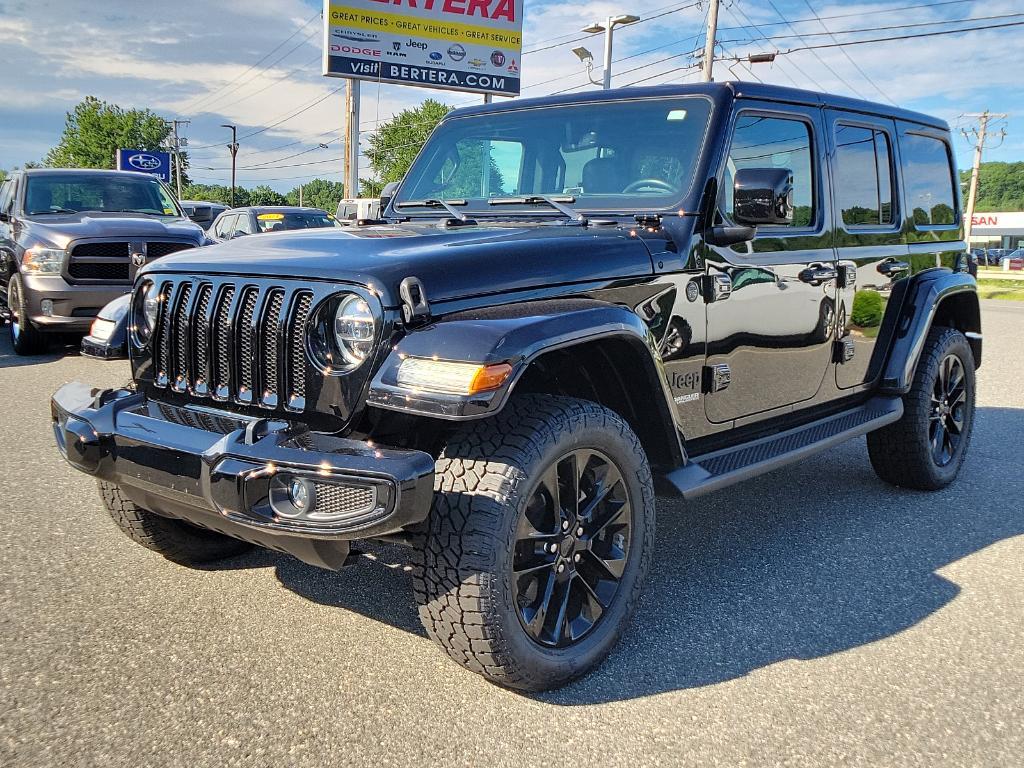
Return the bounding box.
[380,180,400,211]
[733,168,794,226]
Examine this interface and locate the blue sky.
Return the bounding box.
[0,0,1021,191]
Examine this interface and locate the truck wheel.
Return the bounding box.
[7,274,47,355]
[411,395,655,691]
[867,326,976,490]
[98,481,253,564]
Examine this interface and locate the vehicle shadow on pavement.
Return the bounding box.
[208,406,1024,704]
[0,333,83,369]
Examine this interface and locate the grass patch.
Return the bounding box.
[976,279,1024,301]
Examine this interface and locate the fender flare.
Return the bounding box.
[879,269,981,394]
[367,297,685,466]
[81,293,130,360]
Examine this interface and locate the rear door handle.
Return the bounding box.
[878,260,910,277]
[798,265,838,284]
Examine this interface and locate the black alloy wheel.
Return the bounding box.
[929,353,967,467]
[512,449,632,648]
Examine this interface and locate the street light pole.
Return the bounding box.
[581,13,640,90]
[221,124,238,208]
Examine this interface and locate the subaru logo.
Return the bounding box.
[429,51,443,61]
[128,153,161,171]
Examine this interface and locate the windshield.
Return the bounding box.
[395,96,712,214]
[255,210,340,233]
[24,173,181,216]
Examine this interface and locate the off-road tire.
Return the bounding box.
[867,326,976,490]
[411,395,656,691]
[8,274,47,355]
[98,481,253,564]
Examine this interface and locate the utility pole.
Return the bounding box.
[960,111,1008,245]
[343,80,360,200]
[701,0,721,82]
[166,119,190,199]
[299,184,304,207]
[221,124,239,208]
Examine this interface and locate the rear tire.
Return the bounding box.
[867,326,976,490]
[8,274,47,355]
[98,481,253,564]
[411,395,655,691]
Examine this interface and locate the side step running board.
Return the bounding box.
[662,396,903,500]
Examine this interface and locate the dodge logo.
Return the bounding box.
[128,153,161,171]
[131,251,146,268]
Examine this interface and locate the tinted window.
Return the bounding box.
[254,210,340,232]
[398,97,713,212]
[723,114,815,227]
[23,173,180,217]
[900,133,957,226]
[835,124,895,227]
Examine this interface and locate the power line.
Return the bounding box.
[180,10,320,113]
[717,0,977,31]
[772,19,1024,55]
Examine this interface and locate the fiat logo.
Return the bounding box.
[128,153,161,171]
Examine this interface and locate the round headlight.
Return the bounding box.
[134,281,161,343]
[333,293,376,367]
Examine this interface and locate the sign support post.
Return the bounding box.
[344,80,360,200]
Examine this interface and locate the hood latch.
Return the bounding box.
[399,276,431,327]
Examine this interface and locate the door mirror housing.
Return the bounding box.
[380,180,400,211]
[733,168,794,226]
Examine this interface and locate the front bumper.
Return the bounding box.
[51,383,435,570]
[22,274,128,332]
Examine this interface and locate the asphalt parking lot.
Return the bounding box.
[1,301,1021,767]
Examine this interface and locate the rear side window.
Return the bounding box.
[900,133,957,227]
[835,124,895,227]
[0,180,11,215]
[723,114,815,228]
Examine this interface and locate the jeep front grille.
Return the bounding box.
[151,277,313,412]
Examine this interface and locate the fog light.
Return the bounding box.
[289,478,311,510]
[40,299,54,317]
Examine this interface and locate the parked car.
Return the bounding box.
[208,206,340,242]
[178,200,228,231]
[51,82,980,691]
[984,248,1008,266]
[1003,248,1024,269]
[0,168,205,354]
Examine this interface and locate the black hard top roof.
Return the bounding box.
[449,81,948,131]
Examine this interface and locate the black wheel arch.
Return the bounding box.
[878,268,981,395]
[367,298,685,473]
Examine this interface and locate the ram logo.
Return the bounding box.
[128,153,161,171]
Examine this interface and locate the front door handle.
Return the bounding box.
[798,265,838,284]
[878,259,910,277]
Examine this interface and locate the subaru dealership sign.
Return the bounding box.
[323,0,523,96]
[116,149,172,183]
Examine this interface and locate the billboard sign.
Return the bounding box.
[323,0,523,96]
[116,149,172,183]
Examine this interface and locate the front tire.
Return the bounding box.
[99,481,253,565]
[411,395,655,691]
[867,326,976,490]
[8,274,47,355]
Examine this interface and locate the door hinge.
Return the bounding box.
[702,273,733,303]
[703,363,731,393]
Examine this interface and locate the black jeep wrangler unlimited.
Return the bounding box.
[51,83,980,691]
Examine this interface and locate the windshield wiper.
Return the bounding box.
[488,195,588,225]
[394,198,470,222]
[28,207,77,215]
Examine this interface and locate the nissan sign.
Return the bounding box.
[116,149,172,183]
[323,0,523,96]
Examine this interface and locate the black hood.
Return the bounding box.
[142,221,656,307]
[24,212,205,248]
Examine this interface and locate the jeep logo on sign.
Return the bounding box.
[127,153,161,171]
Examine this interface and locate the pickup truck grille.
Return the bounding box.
[151,277,313,412]
[68,240,195,282]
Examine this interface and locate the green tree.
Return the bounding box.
[362,99,451,197]
[45,96,186,180]
[286,178,345,211]
[959,161,1024,212]
[0,170,7,184]
[180,183,250,207]
[248,184,287,206]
